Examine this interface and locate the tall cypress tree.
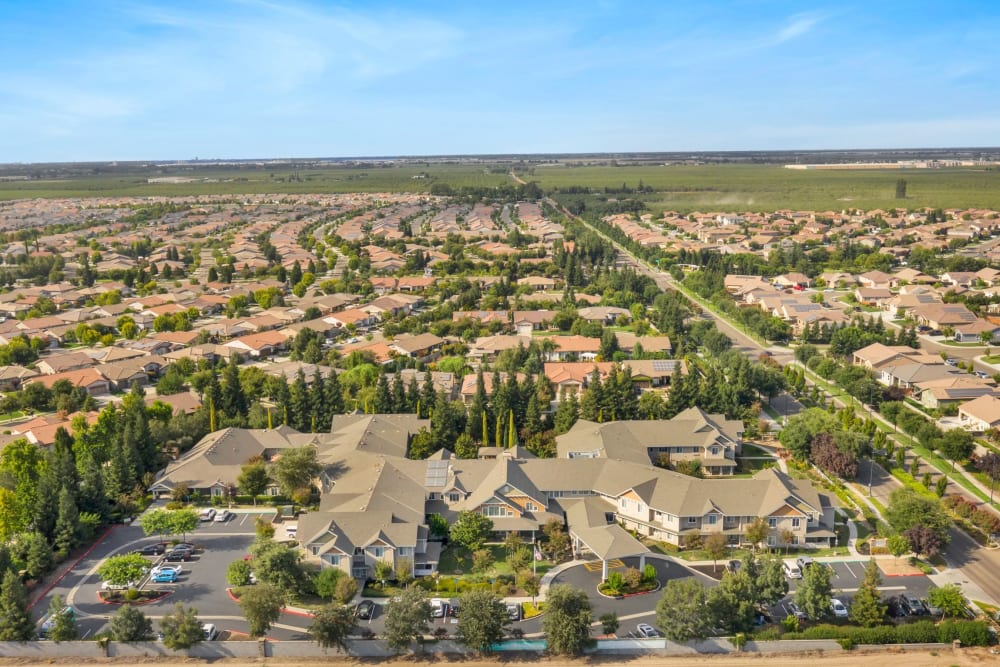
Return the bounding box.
[324,370,344,416]
[0,570,34,640]
[374,373,392,413]
[53,487,80,555]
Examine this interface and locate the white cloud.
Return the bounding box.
[774,14,823,44]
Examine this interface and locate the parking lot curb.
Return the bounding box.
[29,525,115,609]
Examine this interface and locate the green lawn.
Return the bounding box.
[437,544,555,579]
[741,443,776,457]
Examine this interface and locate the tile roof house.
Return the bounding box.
[958,395,1000,432]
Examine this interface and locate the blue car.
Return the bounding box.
[151,570,178,583]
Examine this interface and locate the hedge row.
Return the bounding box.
[778,620,991,646]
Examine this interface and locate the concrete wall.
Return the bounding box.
[0,641,105,659]
[744,639,843,653]
[109,641,264,658]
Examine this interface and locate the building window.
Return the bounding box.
[707,515,718,525]
[354,547,364,555]
[687,517,697,524]
[792,518,801,528]
[449,493,460,502]
[766,536,776,546]
[398,547,410,557]
[373,547,384,558]
[710,447,720,456]
[526,502,538,512]
[768,518,777,528]
[329,555,341,566]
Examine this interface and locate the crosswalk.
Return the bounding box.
[583,558,625,572]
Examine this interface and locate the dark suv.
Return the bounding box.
[899,595,926,616]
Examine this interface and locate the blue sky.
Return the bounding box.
[2,0,999,161]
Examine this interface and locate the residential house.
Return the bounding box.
[854,287,893,306]
[953,319,1000,343]
[858,270,896,290]
[911,303,978,331]
[958,395,1000,432]
[389,333,445,362]
[915,377,997,410]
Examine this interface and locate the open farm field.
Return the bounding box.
[0,163,510,200]
[2,161,999,214]
[528,164,1000,213]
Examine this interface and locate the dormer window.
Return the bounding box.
[449,492,461,502]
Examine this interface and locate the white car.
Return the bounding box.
[430,598,446,618]
[214,509,233,523]
[199,508,217,522]
[830,598,849,618]
[202,623,219,641]
[636,623,660,638]
[101,580,140,591]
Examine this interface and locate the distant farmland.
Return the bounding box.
[1,161,998,213]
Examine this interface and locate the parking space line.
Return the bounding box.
[239,514,250,526]
[843,562,856,578]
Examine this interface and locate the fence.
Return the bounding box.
[0,638,962,659]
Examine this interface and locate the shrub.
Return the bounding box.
[837,638,854,650]
[937,620,991,646]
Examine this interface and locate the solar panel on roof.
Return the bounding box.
[651,360,674,372]
[424,459,448,486]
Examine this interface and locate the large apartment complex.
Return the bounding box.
[152,411,835,580]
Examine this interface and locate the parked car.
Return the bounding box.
[796,556,815,571]
[430,598,446,618]
[355,600,376,620]
[945,358,959,367]
[973,371,991,379]
[506,603,522,621]
[900,594,927,616]
[150,565,182,578]
[170,542,197,553]
[726,560,741,574]
[784,602,806,620]
[636,623,660,638]
[753,609,773,626]
[151,570,179,583]
[214,509,233,523]
[163,549,192,562]
[887,596,907,618]
[199,508,216,522]
[922,598,943,617]
[102,579,141,591]
[830,598,849,618]
[202,623,218,640]
[132,543,167,557]
[782,559,802,579]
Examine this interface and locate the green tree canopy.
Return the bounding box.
[309,603,356,653]
[449,511,493,552]
[849,559,887,627]
[109,604,154,642]
[384,586,431,653]
[272,446,322,496]
[239,583,286,637]
[456,589,510,653]
[541,584,593,656]
[160,603,204,650]
[655,577,713,642]
[0,570,34,641]
[794,563,834,621]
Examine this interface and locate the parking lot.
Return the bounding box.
[34,508,317,641]
[771,559,933,620]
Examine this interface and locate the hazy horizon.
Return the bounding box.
[3,1,1000,162]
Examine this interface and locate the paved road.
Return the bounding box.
[941,526,1000,602]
